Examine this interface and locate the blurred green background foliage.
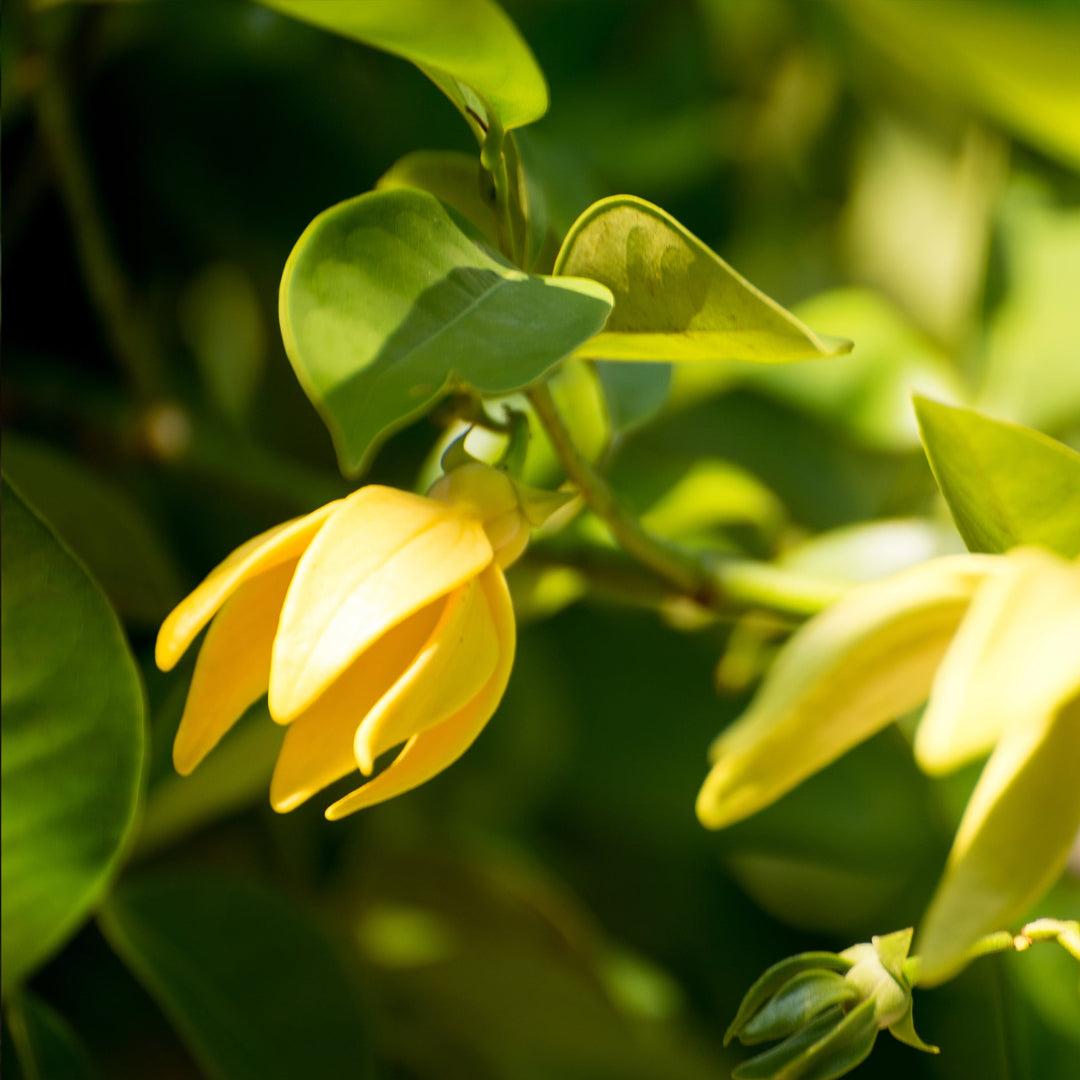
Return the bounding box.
[2,1,1079,1077]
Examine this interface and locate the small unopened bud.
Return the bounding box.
[428,462,572,569]
[726,929,937,1080]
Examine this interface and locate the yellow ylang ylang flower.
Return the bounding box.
[156,463,560,820]
[696,545,1080,986]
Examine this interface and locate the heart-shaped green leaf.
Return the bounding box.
[554,196,851,364]
[99,870,372,1080]
[914,397,1080,557]
[280,188,613,474]
[258,0,547,143]
[1,479,145,994]
[377,149,501,248]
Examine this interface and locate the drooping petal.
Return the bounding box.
[696,555,1000,830]
[917,547,1080,774]
[488,511,531,569]
[354,577,499,774]
[268,597,445,813]
[268,486,493,721]
[173,560,297,775]
[915,692,1080,987]
[324,564,515,819]
[156,500,341,671]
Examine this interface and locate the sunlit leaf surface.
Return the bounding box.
[280,188,612,474]
[555,196,851,364]
[915,398,1080,557]
[1,479,145,994]
[258,0,547,139]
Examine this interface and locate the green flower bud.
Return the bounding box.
[727,929,937,1080]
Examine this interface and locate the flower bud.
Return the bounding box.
[428,462,572,569]
[726,929,936,1080]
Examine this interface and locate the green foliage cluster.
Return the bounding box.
[2,1,1079,1078]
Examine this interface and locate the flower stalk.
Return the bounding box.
[526,380,846,619]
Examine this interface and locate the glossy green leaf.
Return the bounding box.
[915,397,1080,558]
[2,435,183,624]
[1,479,145,994]
[554,196,851,364]
[697,555,995,831]
[280,188,613,474]
[837,0,1080,172]
[726,953,852,1046]
[5,991,97,1080]
[377,149,501,248]
[99,870,372,1080]
[377,136,547,277]
[741,971,860,1045]
[258,0,547,142]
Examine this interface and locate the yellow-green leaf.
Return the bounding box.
[279,188,613,474]
[1,479,145,994]
[554,196,851,364]
[915,397,1080,558]
[377,149,501,248]
[257,0,547,142]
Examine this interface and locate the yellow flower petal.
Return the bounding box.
[324,564,515,819]
[354,577,499,774]
[917,547,1080,774]
[268,597,445,813]
[173,560,297,776]
[488,511,530,569]
[916,692,1080,987]
[268,486,493,721]
[696,555,999,830]
[155,500,340,671]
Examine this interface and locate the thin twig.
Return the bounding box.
[526,380,847,619]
